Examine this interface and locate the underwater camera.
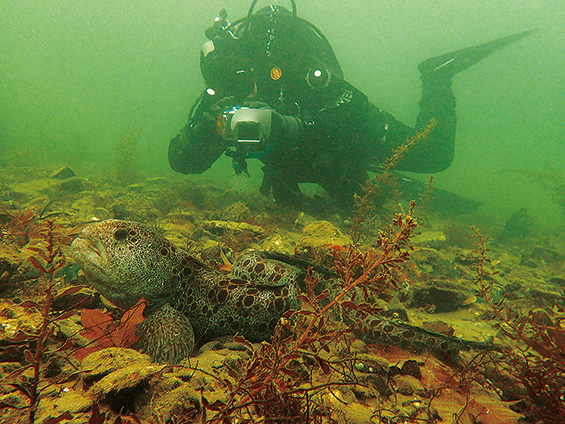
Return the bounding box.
[220,106,272,152]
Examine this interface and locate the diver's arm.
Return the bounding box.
[168,96,228,175]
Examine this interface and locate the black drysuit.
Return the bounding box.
[168,13,457,210]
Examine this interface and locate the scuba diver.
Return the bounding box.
[168,0,534,211]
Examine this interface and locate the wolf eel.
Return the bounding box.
[71,219,496,364]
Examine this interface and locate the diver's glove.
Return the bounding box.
[168,96,232,174]
[200,96,237,136]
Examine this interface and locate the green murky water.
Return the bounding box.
[1,0,563,228]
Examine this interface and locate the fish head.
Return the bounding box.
[71,219,180,309]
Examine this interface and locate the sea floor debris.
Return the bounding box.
[1,164,564,423]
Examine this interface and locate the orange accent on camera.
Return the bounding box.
[216,115,224,136]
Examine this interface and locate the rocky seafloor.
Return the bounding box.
[1,163,564,424]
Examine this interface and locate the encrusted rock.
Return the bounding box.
[260,233,296,254]
[150,382,200,423]
[81,347,152,386]
[201,220,264,237]
[413,230,447,247]
[520,246,564,269]
[296,220,352,251]
[54,177,85,194]
[422,320,455,337]
[37,390,92,423]
[81,348,164,412]
[89,362,164,401]
[221,201,251,221]
[49,166,77,180]
[408,281,469,312]
[396,375,425,395]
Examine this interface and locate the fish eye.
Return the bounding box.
[114,229,129,241]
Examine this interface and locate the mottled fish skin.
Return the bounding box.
[359,318,500,367]
[71,219,300,362]
[72,219,498,365]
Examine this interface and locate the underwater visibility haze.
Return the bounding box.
[1,0,565,423]
[1,0,564,224]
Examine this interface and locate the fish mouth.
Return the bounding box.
[70,234,108,269]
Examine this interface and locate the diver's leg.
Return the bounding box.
[412,71,458,170]
[261,167,304,207]
[320,166,370,213]
[401,30,536,173]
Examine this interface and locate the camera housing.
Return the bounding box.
[221,107,272,152]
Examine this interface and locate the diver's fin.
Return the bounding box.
[376,171,483,216]
[418,29,537,79]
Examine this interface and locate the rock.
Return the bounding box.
[351,354,391,397]
[412,248,461,280]
[293,211,317,228]
[162,222,194,246]
[413,231,447,247]
[90,362,164,404]
[322,387,376,424]
[81,347,152,386]
[50,166,77,180]
[296,220,352,252]
[260,233,296,254]
[223,340,250,352]
[0,300,42,344]
[201,220,264,237]
[146,177,169,186]
[0,362,21,380]
[54,177,85,194]
[547,276,565,288]
[400,359,422,380]
[37,390,92,423]
[221,201,251,221]
[52,286,100,313]
[150,382,200,422]
[55,314,84,341]
[0,258,19,290]
[520,246,565,269]
[408,281,469,312]
[396,375,425,395]
[499,208,535,241]
[529,308,553,326]
[0,391,28,410]
[81,348,164,412]
[353,355,389,375]
[527,287,563,307]
[422,320,455,337]
[200,239,224,261]
[111,202,130,220]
